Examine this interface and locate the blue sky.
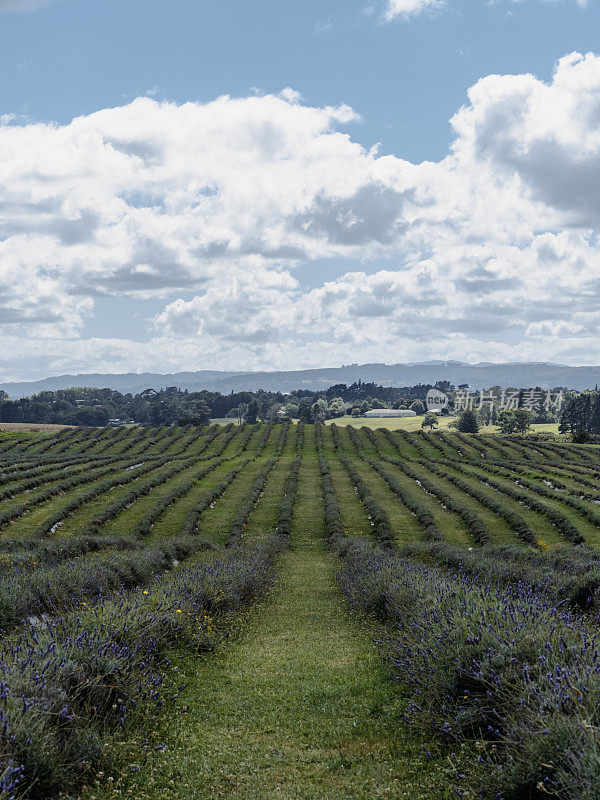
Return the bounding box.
[3,0,597,161]
[1,0,600,378]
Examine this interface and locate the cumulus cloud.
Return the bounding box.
[451,52,600,224]
[0,91,419,338]
[2,53,600,377]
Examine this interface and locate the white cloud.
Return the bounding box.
[2,53,600,377]
[384,0,589,21]
[385,0,444,19]
[450,52,600,224]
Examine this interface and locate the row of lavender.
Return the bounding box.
[337,423,600,610]
[0,423,279,631]
[0,424,303,798]
[313,426,600,799]
[0,540,281,799]
[337,539,600,799]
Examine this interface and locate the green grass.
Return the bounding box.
[327,415,561,435]
[86,428,453,800]
[3,422,600,798]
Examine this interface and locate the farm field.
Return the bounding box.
[0,423,600,798]
[0,422,76,432]
[326,414,562,435]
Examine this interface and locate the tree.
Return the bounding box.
[327,398,346,418]
[457,410,479,433]
[280,403,299,420]
[590,394,600,435]
[244,399,260,425]
[311,398,328,422]
[263,402,282,422]
[0,401,18,422]
[497,410,518,434]
[179,401,210,426]
[422,412,439,430]
[298,397,314,423]
[559,393,592,434]
[410,400,426,415]
[573,429,591,443]
[514,408,533,434]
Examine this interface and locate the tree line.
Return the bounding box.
[0,382,596,437]
[0,381,439,427]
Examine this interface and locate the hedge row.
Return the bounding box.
[352,428,442,542]
[153,425,194,456]
[295,421,305,455]
[390,457,492,545]
[0,436,30,454]
[470,469,585,544]
[275,454,302,541]
[0,451,115,478]
[414,429,449,457]
[190,424,223,457]
[456,453,600,500]
[317,452,345,549]
[0,458,101,504]
[365,457,443,541]
[0,458,95,499]
[446,457,596,541]
[108,426,152,456]
[337,453,395,548]
[0,535,213,633]
[23,429,80,455]
[397,538,600,611]
[372,429,491,544]
[336,537,600,800]
[419,460,538,546]
[92,425,136,455]
[274,421,291,455]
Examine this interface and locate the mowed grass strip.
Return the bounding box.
[243,456,292,537]
[89,425,452,800]
[337,454,431,545]
[196,455,281,545]
[147,456,252,541]
[365,457,475,547]
[96,458,226,539]
[317,426,372,535]
[398,460,520,546]
[427,460,568,548]
[325,453,372,536]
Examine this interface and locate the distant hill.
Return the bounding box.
[2,362,600,399]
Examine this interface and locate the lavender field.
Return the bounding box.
[0,422,599,798]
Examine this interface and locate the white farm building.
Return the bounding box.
[364,409,417,418]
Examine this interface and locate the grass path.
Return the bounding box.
[90,431,451,800]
